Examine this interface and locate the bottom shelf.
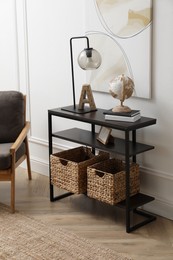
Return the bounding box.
[116,193,155,210]
[50,186,156,233]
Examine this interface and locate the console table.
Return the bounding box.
[48,106,157,233]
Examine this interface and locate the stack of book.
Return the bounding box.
[104,109,141,122]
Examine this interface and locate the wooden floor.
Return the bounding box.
[0,168,173,260]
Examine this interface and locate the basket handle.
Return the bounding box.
[95,170,105,178]
[59,159,68,166]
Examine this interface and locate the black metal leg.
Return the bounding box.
[132,130,136,163]
[48,113,54,201]
[48,112,74,202]
[52,192,74,201]
[50,184,56,202]
[128,208,156,232]
[91,124,95,154]
[125,131,131,233]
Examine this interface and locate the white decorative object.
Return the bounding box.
[109,74,134,112]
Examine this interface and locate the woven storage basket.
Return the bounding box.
[50,146,109,194]
[87,158,140,205]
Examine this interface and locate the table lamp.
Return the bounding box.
[61,36,102,114]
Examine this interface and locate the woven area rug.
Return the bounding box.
[0,203,132,260]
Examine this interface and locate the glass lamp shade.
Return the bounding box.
[78,48,102,70]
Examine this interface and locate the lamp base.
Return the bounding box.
[61,105,97,114]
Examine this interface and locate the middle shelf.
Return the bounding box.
[52,127,154,156]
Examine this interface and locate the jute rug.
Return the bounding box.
[0,203,132,260]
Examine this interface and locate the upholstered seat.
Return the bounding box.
[0,142,25,170]
[0,90,32,212]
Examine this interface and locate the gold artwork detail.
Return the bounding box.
[96,0,152,37]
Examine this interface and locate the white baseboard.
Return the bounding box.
[142,196,173,220]
[21,157,49,176]
[139,166,173,220]
[30,157,49,176]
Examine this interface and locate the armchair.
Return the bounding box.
[0,91,32,212]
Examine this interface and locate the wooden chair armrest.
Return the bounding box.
[10,121,30,154]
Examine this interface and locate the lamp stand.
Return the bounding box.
[61,36,101,114]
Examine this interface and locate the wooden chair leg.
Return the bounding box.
[25,137,32,180]
[11,171,15,213]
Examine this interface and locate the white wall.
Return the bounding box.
[0,0,19,90]
[0,0,173,220]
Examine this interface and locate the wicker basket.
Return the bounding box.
[50,146,109,194]
[87,158,140,205]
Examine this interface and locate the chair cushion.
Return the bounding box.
[0,142,26,170]
[0,91,25,143]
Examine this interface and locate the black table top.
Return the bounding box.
[48,106,156,131]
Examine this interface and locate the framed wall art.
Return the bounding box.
[85,0,153,99]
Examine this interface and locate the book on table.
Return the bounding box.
[103,109,140,117]
[104,109,141,122]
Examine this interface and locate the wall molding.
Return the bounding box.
[141,165,173,181]
[22,156,49,176]
[14,0,20,91]
[29,136,72,151]
[15,0,31,122]
[138,166,173,220]
[29,136,48,147]
[142,196,173,221]
[30,157,49,176]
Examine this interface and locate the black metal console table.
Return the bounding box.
[48,106,157,233]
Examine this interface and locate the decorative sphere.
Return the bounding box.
[109,74,134,102]
[109,74,134,112]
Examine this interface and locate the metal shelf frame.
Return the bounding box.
[48,107,157,233]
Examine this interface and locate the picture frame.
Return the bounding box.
[97,126,112,145]
[85,0,153,98]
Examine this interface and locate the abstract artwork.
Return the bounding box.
[85,0,153,98]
